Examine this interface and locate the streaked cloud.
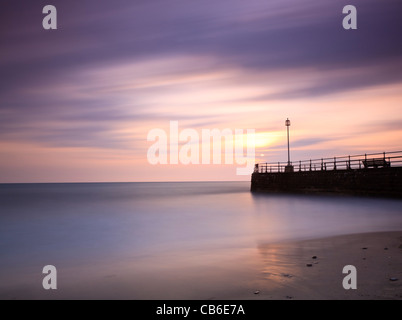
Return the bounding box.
[0,0,401,182]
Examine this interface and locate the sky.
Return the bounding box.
[1,0,402,182]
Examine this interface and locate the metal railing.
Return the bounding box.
[254,151,402,174]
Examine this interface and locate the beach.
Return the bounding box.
[1,182,402,300]
[250,231,402,300]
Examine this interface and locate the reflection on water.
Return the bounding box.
[250,192,402,242]
[0,182,401,298]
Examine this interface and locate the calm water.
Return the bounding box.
[1,181,402,299]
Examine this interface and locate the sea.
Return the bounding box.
[1,181,402,299]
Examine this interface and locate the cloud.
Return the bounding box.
[1,0,402,154]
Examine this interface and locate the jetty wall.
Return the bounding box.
[251,167,402,198]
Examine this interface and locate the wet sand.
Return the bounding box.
[2,231,402,300]
[251,231,402,300]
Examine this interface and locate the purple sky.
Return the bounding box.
[1,0,402,182]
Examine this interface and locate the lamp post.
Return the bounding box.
[285,118,294,172]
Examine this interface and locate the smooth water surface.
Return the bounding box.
[1,182,402,299]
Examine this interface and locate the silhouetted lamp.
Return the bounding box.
[285,118,294,172]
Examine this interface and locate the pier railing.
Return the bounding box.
[254,151,402,174]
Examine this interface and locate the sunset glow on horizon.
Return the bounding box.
[1,0,402,182]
